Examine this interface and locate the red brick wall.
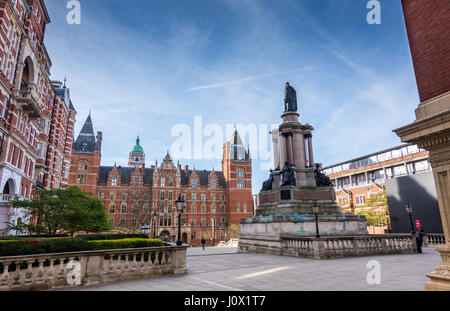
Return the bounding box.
[401,0,450,103]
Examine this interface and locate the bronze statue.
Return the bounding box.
[314,164,333,187]
[281,162,296,186]
[284,82,298,112]
[261,170,274,191]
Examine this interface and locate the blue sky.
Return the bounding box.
[44,0,419,194]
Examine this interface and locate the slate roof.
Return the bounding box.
[73,114,98,153]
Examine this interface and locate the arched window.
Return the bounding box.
[76,160,89,184]
[201,194,207,201]
[109,205,115,214]
[236,203,240,213]
[243,203,247,213]
[237,168,244,177]
[119,219,126,227]
[220,205,225,213]
[121,204,127,213]
[191,204,197,213]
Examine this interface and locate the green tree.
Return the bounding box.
[12,186,112,236]
[226,224,240,240]
[358,190,389,232]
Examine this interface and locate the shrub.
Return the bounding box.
[0,234,69,240]
[76,234,149,241]
[88,239,164,250]
[0,238,164,257]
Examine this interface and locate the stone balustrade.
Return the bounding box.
[424,234,446,246]
[280,234,418,259]
[0,245,187,291]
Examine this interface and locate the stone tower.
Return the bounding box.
[222,128,253,224]
[68,113,102,195]
[128,136,145,167]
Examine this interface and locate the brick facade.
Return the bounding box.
[68,118,253,246]
[0,0,76,236]
[401,0,450,103]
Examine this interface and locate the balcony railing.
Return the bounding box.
[14,91,42,119]
[0,245,188,291]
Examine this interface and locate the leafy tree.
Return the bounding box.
[12,186,112,236]
[358,190,389,231]
[226,224,240,240]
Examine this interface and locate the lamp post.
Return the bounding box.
[175,194,186,246]
[405,203,415,234]
[152,211,158,239]
[312,201,320,238]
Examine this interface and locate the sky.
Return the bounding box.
[44,0,420,194]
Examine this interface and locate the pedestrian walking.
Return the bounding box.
[417,227,425,254]
[201,237,206,251]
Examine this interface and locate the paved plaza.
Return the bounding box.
[59,246,442,291]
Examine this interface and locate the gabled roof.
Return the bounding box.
[98,166,155,185]
[180,170,226,188]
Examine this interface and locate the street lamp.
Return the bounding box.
[405,203,415,234]
[175,194,186,246]
[152,211,158,239]
[312,201,320,238]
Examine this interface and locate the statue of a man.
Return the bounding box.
[281,162,296,186]
[284,82,298,112]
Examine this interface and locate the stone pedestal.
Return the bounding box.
[395,91,450,291]
[239,96,368,255]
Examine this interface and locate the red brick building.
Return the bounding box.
[0,0,76,236]
[323,144,430,210]
[68,116,253,246]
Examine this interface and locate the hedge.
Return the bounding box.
[88,239,164,250]
[0,238,164,257]
[0,234,69,240]
[76,234,149,241]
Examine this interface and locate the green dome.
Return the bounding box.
[132,136,144,153]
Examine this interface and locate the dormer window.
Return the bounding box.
[111,176,117,186]
[192,178,197,188]
[211,179,216,189]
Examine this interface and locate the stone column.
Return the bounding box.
[307,135,315,168]
[293,132,306,169]
[279,133,286,167]
[303,136,308,167]
[394,92,450,291]
[286,134,294,166]
[271,129,280,170]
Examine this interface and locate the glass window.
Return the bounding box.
[192,178,197,188]
[191,193,197,201]
[160,174,165,187]
[169,175,173,187]
[237,168,244,177]
[237,180,245,189]
[211,179,216,189]
[201,194,207,201]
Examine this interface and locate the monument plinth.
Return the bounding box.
[239,83,367,255]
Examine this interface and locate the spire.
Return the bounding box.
[73,114,97,153]
[228,128,246,161]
